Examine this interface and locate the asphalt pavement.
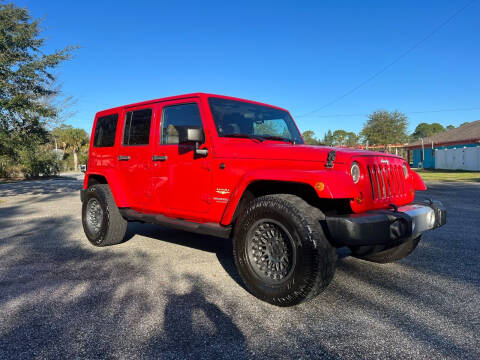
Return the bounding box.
[0,175,478,359]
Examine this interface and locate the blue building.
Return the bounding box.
[406,120,480,169]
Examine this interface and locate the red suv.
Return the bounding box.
[81,93,446,306]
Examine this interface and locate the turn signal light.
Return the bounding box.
[315,182,325,191]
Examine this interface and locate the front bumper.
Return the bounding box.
[325,200,446,246]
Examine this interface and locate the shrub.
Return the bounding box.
[19,145,60,178]
[0,155,13,178]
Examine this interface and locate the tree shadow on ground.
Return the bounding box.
[124,222,246,289]
[0,177,341,359]
[1,179,478,359]
[144,276,248,359]
[0,177,82,197]
[0,211,250,358]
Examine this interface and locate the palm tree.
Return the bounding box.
[52,125,89,171]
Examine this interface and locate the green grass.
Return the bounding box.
[414,169,480,183]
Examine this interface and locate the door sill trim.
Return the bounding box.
[119,208,232,239]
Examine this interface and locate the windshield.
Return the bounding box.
[208,98,303,144]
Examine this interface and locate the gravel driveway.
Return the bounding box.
[0,176,478,359]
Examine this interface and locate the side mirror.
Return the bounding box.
[186,127,208,157]
[187,128,203,143]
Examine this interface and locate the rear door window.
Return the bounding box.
[123,109,152,146]
[93,114,118,147]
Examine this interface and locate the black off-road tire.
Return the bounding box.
[350,236,421,263]
[233,194,337,307]
[82,184,127,247]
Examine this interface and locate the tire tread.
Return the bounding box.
[233,193,337,306]
[82,184,127,246]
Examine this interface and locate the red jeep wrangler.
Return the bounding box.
[81,93,446,306]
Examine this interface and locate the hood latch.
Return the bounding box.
[325,150,336,168]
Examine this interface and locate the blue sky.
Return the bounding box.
[15,0,480,137]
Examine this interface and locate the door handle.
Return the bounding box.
[152,155,168,162]
[118,155,130,161]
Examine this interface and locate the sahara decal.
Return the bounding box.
[216,188,231,195]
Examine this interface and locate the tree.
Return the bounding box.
[302,130,319,145]
[0,2,76,134]
[345,132,359,147]
[52,125,89,170]
[332,130,348,146]
[322,130,334,146]
[0,2,76,177]
[302,129,359,147]
[410,122,445,140]
[360,110,408,148]
[446,125,455,130]
[321,130,359,147]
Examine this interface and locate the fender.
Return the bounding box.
[84,169,131,207]
[220,168,355,226]
[411,170,427,191]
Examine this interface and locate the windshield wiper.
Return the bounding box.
[262,135,296,144]
[223,133,264,142]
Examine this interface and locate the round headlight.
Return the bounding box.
[402,163,409,178]
[351,162,360,184]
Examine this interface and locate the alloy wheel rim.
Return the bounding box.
[246,220,295,283]
[86,198,103,235]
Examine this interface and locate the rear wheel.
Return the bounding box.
[233,194,337,307]
[82,184,127,246]
[350,236,421,263]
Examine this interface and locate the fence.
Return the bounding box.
[435,146,480,171]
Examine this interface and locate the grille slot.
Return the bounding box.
[367,162,406,201]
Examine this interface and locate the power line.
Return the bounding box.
[311,106,480,118]
[297,0,477,118]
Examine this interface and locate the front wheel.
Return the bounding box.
[233,194,337,307]
[82,184,127,247]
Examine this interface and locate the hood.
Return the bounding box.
[213,141,402,164]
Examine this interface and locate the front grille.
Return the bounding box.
[367,163,406,201]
